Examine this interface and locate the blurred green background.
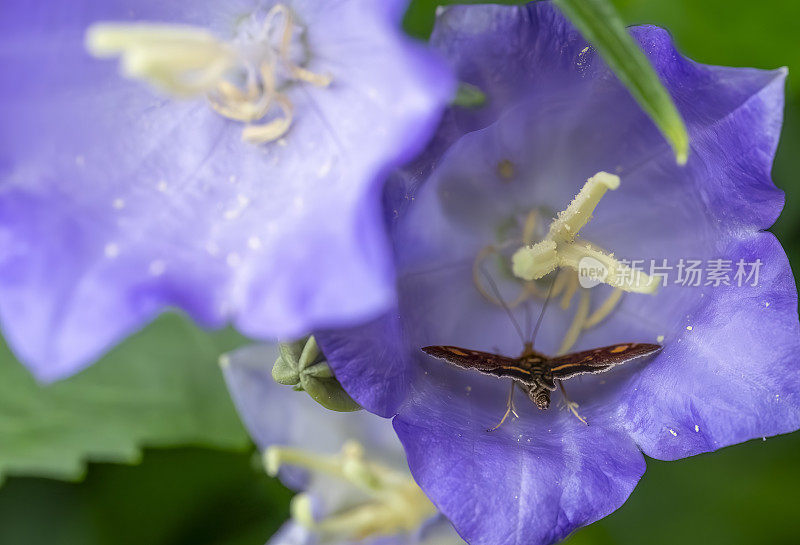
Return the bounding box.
[2,1,799,544]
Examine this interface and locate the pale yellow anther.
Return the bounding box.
[512,172,658,294]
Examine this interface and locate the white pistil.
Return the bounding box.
[265,442,436,541]
[85,4,331,145]
[512,172,658,294]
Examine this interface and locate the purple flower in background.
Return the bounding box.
[222,343,464,545]
[318,3,800,545]
[0,0,453,381]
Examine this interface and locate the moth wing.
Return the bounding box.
[548,343,662,380]
[421,346,534,384]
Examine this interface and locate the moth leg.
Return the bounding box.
[488,381,519,432]
[557,380,588,425]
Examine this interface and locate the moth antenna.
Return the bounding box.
[479,265,526,347]
[523,304,532,347]
[529,269,559,348]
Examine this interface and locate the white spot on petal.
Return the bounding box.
[657,335,665,343]
[668,429,678,437]
[694,425,700,433]
[104,243,120,258]
[157,180,168,193]
[686,325,693,331]
[112,198,125,210]
[148,260,166,276]
[247,236,262,250]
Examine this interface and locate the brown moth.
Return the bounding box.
[425,267,662,429]
[421,341,661,412]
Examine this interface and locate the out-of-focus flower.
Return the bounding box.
[317,3,800,545]
[0,0,453,381]
[222,343,463,545]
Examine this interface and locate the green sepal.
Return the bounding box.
[272,340,304,385]
[301,373,362,412]
[452,82,487,109]
[303,362,334,379]
[273,337,361,412]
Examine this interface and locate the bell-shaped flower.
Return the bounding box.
[317,3,800,544]
[0,0,454,380]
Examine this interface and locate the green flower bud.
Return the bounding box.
[273,336,361,412]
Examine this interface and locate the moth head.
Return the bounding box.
[531,389,550,410]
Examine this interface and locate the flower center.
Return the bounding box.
[266,441,437,540]
[512,172,657,294]
[85,4,331,144]
[473,172,657,354]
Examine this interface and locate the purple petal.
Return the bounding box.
[394,386,644,545]
[617,233,800,460]
[0,0,454,380]
[317,313,412,418]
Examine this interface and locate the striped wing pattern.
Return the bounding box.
[547,343,662,380]
[423,343,661,384]
[421,345,537,385]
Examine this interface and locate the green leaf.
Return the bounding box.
[553,0,689,164]
[0,314,250,484]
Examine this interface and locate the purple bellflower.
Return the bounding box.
[317,3,800,545]
[222,343,464,545]
[0,0,454,381]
